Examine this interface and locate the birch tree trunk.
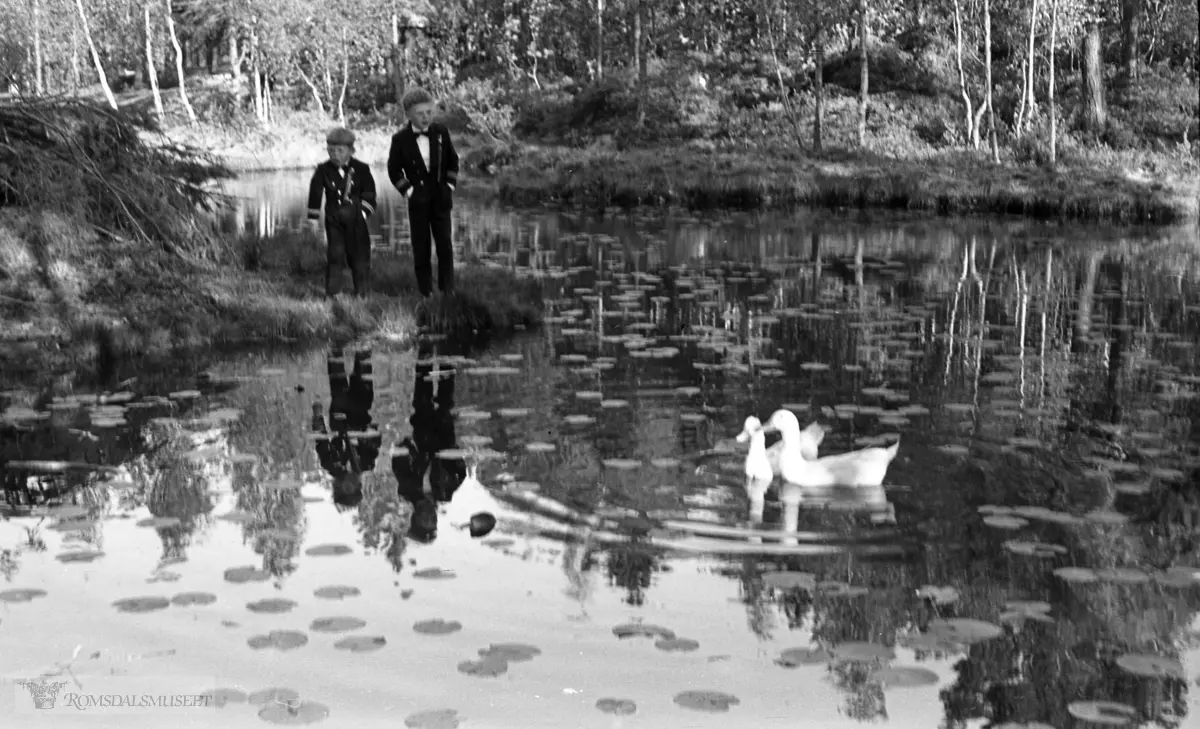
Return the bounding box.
[164,0,197,124]
[32,0,45,95]
[337,27,349,123]
[73,0,119,109]
[857,0,869,147]
[983,0,1000,162]
[951,0,974,146]
[71,26,80,94]
[1048,0,1059,164]
[813,0,824,152]
[594,0,605,80]
[144,4,165,120]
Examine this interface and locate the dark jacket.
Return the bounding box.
[313,354,380,478]
[391,361,465,506]
[386,123,459,210]
[306,158,378,228]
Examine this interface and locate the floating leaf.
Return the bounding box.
[257,700,329,725]
[928,619,1003,644]
[247,598,298,614]
[655,638,700,652]
[171,592,217,607]
[1003,540,1068,558]
[247,631,309,651]
[413,568,456,579]
[199,688,247,708]
[314,585,361,600]
[613,623,675,640]
[983,515,1028,529]
[817,581,869,598]
[413,619,462,635]
[1054,567,1098,583]
[916,586,959,605]
[457,656,508,677]
[602,458,641,470]
[1066,700,1137,726]
[762,572,816,591]
[137,516,181,529]
[595,698,637,716]
[113,596,170,613]
[404,709,461,729]
[478,643,541,662]
[305,544,352,557]
[776,647,831,667]
[334,636,387,653]
[1095,567,1150,585]
[56,550,105,563]
[673,691,740,713]
[224,566,270,583]
[525,442,556,453]
[870,666,940,688]
[1115,653,1185,679]
[310,617,366,633]
[248,688,300,705]
[0,588,47,603]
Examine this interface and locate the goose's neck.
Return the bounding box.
[747,434,767,457]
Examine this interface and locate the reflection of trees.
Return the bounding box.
[232,460,305,585]
[604,538,659,607]
[353,474,407,573]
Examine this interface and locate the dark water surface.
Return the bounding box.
[2,172,1200,727]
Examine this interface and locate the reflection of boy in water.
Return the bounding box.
[391,347,466,541]
[312,348,381,509]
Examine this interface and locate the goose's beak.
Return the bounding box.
[735,429,752,443]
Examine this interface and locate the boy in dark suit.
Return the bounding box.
[307,127,378,297]
[386,88,459,300]
[311,348,381,510]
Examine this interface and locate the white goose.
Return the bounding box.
[443,462,502,529]
[735,415,825,523]
[763,409,900,488]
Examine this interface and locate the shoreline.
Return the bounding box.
[184,126,1197,225]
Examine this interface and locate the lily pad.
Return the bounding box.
[224,566,270,583]
[928,618,1004,644]
[1095,567,1150,585]
[305,544,352,557]
[870,666,940,688]
[413,619,462,635]
[1054,567,1098,583]
[457,656,509,677]
[478,643,541,662]
[137,516,182,529]
[613,623,675,640]
[0,588,47,603]
[1066,700,1137,726]
[56,550,105,563]
[596,698,637,716]
[482,538,516,549]
[113,596,171,613]
[1003,540,1068,558]
[656,638,700,652]
[983,515,1028,529]
[199,688,247,708]
[412,567,456,579]
[1115,653,1185,679]
[762,571,816,591]
[916,585,959,605]
[829,642,896,662]
[314,585,360,600]
[247,688,300,705]
[258,700,330,725]
[171,592,217,607]
[817,581,870,598]
[334,636,387,653]
[247,598,298,614]
[673,690,740,713]
[602,458,641,470]
[247,631,309,651]
[405,709,461,729]
[310,617,366,633]
[776,646,832,667]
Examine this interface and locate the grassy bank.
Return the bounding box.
[0,211,542,384]
[494,143,1198,223]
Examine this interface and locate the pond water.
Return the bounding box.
[3,173,1200,727]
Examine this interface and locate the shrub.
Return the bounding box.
[441,78,515,141]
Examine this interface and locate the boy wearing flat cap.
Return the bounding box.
[307,127,378,297]
[387,88,459,300]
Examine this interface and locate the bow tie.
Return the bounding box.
[414,129,429,138]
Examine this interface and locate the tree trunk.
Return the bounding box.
[983,0,999,162]
[390,13,405,105]
[634,0,646,125]
[227,29,240,79]
[297,69,326,115]
[856,0,868,147]
[144,4,164,121]
[1016,0,1040,136]
[813,1,824,152]
[164,0,197,124]
[71,26,80,94]
[1048,0,1058,164]
[951,0,974,146]
[1120,0,1140,86]
[73,0,118,109]
[1080,21,1106,133]
[337,26,349,123]
[594,0,604,80]
[32,0,44,95]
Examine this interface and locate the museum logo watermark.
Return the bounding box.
[9,675,218,716]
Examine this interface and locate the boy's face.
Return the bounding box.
[327,143,352,165]
[408,102,435,131]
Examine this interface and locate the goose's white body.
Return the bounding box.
[764,409,900,488]
[443,463,502,528]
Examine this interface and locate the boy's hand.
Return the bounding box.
[308,219,321,234]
